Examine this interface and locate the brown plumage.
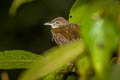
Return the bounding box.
[51,24,80,45]
[44,17,80,45]
[44,17,81,79]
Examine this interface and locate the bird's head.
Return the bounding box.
[44,17,69,28]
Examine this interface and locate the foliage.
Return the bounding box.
[0,50,43,69]
[9,0,33,16]
[18,40,85,80]
[0,0,119,80]
[69,0,119,79]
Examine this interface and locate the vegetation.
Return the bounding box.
[0,0,120,80]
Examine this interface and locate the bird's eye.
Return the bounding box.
[56,21,59,24]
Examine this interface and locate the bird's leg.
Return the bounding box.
[59,62,74,74]
[61,61,77,80]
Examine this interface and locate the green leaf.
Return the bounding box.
[111,64,120,80]
[43,74,58,80]
[9,0,33,16]
[67,75,77,80]
[69,0,119,79]
[77,55,93,80]
[18,40,85,80]
[0,50,43,69]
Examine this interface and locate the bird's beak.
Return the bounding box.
[44,22,53,26]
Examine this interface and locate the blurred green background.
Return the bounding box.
[0,0,120,80]
[0,0,75,80]
[0,0,75,54]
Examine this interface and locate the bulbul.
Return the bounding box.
[44,17,80,45]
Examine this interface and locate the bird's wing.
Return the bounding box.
[51,24,80,45]
[62,24,81,40]
[51,29,71,45]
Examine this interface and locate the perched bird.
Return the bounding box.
[44,17,80,45]
[44,17,81,79]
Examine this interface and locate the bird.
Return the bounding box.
[44,17,80,45]
[44,17,81,79]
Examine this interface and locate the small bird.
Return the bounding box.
[44,17,81,79]
[44,17,80,45]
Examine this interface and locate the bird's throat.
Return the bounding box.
[51,25,60,28]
